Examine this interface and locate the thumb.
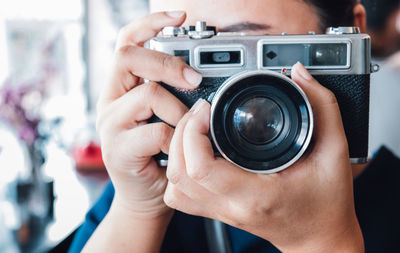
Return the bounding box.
[291,62,337,108]
[291,62,348,151]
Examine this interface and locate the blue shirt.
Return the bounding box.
[68,147,400,253]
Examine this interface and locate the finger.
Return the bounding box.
[166,109,192,184]
[166,108,211,201]
[101,46,202,103]
[116,122,174,158]
[291,62,347,147]
[97,82,188,131]
[164,182,263,232]
[291,62,338,107]
[116,11,186,49]
[164,182,214,218]
[118,46,202,89]
[166,102,233,203]
[182,99,270,197]
[98,11,197,108]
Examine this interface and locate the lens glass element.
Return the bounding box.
[233,97,284,145]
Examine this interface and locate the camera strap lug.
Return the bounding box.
[371,63,380,73]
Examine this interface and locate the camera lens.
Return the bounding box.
[210,70,313,174]
[233,97,284,145]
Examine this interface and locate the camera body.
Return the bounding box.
[148,22,377,173]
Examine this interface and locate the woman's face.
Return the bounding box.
[150,0,321,35]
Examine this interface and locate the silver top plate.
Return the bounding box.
[149,32,372,77]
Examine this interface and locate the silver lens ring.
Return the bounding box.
[210,70,314,174]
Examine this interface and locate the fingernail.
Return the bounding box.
[166,11,185,18]
[191,99,206,114]
[295,62,312,81]
[184,68,202,87]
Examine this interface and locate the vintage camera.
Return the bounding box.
[148,22,379,174]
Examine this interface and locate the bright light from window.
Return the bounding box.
[0,21,8,85]
[0,0,83,20]
[0,122,30,184]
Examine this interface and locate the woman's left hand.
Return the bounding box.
[164,62,364,253]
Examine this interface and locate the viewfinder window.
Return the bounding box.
[200,51,241,65]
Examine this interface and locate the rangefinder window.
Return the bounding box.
[262,43,348,68]
[199,51,242,66]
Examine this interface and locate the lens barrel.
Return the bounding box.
[210,70,313,173]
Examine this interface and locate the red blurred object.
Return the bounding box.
[71,141,106,171]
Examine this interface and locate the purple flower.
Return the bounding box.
[0,81,43,146]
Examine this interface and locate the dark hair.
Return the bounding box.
[362,0,400,31]
[304,0,359,31]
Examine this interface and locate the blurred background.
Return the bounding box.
[0,0,399,252]
[0,0,147,252]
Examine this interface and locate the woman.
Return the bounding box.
[69,0,400,252]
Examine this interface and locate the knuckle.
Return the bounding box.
[142,82,162,98]
[160,55,183,71]
[121,73,137,92]
[250,199,273,218]
[321,87,338,104]
[225,201,248,228]
[118,25,129,39]
[228,217,246,229]
[158,121,171,135]
[175,114,188,129]
[95,103,116,134]
[117,24,139,44]
[184,117,196,131]
[155,122,171,146]
[117,45,137,58]
[163,189,178,209]
[95,112,109,137]
[187,165,209,182]
[100,139,116,169]
[166,166,181,184]
[161,55,173,70]
[227,197,274,228]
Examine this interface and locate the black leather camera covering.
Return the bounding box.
[151,74,369,160]
[314,74,370,158]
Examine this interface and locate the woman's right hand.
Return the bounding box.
[96,11,202,219]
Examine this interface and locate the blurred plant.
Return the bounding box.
[0,38,59,192]
[0,83,43,146]
[0,38,59,250]
[0,17,86,252]
[0,30,60,151]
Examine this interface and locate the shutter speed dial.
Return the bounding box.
[162,21,216,39]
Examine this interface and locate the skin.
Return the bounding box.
[84,1,368,252]
[150,0,321,35]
